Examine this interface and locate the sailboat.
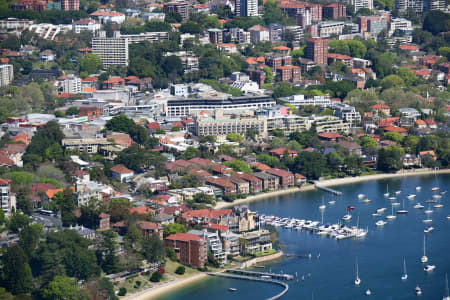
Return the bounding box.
[319,197,326,210]
[397,199,408,214]
[443,273,450,300]
[384,185,389,197]
[432,172,440,191]
[328,195,336,205]
[421,235,428,263]
[355,258,361,286]
[416,186,422,191]
[358,194,365,199]
[407,194,416,200]
[401,258,408,280]
[414,203,424,209]
[386,205,397,219]
[425,203,433,214]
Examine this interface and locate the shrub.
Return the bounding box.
[175,266,185,275]
[118,287,127,296]
[134,280,141,288]
[150,271,163,282]
[166,247,178,261]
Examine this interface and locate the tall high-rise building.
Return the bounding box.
[61,0,79,10]
[92,31,129,67]
[0,64,14,87]
[423,0,445,10]
[235,0,258,17]
[164,2,190,20]
[306,38,328,65]
[0,179,15,218]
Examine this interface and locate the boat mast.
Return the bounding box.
[423,235,426,257]
[446,273,449,297]
[356,258,359,280]
[403,258,407,275]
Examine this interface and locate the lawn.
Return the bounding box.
[253,249,278,257]
[164,259,200,277]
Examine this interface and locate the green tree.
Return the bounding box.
[377,146,404,172]
[105,114,135,133]
[290,152,329,179]
[381,74,405,89]
[79,53,103,74]
[164,223,187,237]
[423,10,450,35]
[263,66,273,83]
[9,214,31,233]
[1,245,33,295]
[396,68,417,86]
[42,275,80,300]
[193,193,215,205]
[182,147,200,160]
[150,271,163,282]
[19,224,43,259]
[175,266,185,275]
[226,133,244,143]
[25,121,64,162]
[16,187,33,215]
[224,160,252,173]
[65,107,79,116]
[142,234,165,263]
[360,136,378,148]
[96,230,121,274]
[384,131,404,143]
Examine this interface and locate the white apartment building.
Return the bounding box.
[189,229,227,265]
[318,21,345,38]
[267,114,310,134]
[0,18,33,30]
[235,0,258,17]
[72,18,101,33]
[284,26,304,42]
[389,18,412,36]
[248,25,270,44]
[0,179,15,218]
[329,102,361,125]
[28,23,72,40]
[0,64,14,87]
[281,94,331,107]
[114,31,169,44]
[312,115,351,133]
[92,31,129,67]
[59,74,82,94]
[165,95,276,117]
[194,109,267,137]
[346,0,373,11]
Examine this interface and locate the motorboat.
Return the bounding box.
[432,187,440,192]
[424,265,436,272]
[358,194,365,199]
[447,216,450,220]
[372,213,381,217]
[401,259,408,280]
[424,226,434,233]
[415,286,422,296]
[362,199,371,204]
[366,289,371,296]
[421,235,428,263]
[416,186,422,191]
[434,204,444,208]
[423,219,433,223]
[426,199,438,203]
[342,214,352,221]
[392,202,400,206]
[433,194,442,199]
[376,220,387,226]
[319,197,326,210]
[376,208,386,213]
[389,196,397,201]
[328,200,336,205]
[407,194,416,199]
[228,288,237,292]
[414,203,424,209]
[395,190,401,195]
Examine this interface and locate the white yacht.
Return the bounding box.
[384,185,389,197]
[414,203,424,209]
[434,203,444,208]
[319,197,326,210]
[358,194,365,199]
[362,199,371,204]
[389,196,397,201]
[328,200,336,205]
[376,220,387,226]
[376,208,386,213]
[355,258,361,286]
[424,265,436,272]
[421,235,428,263]
[443,273,450,300]
[433,194,442,199]
[423,219,433,223]
[416,286,422,296]
[447,216,450,220]
[401,258,408,280]
[386,206,397,220]
[342,214,352,221]
[392,202,400,206]
[366,289,371,296]
[424,226,434,233]
[416,186,422,191]
[395,190,401,195]
[396,200,408,214]
[407,194,416,199]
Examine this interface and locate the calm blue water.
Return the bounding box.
[157,174,450,300]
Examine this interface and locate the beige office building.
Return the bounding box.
[92,31,129,67]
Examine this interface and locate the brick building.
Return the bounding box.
[323,4,346,19]
[164,233,207,268]
[306,38,328,65]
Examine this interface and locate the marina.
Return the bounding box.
[157,174,450,300]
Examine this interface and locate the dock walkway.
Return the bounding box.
[315,184,342,195]
[207,272,289,300]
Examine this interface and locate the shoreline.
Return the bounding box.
[215,168,450,209]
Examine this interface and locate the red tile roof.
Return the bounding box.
[203,223,228,232]
[182,208,232,220]
[266,168,293,178]
[0,179,11,185]
[384,126,407,133]
[129,206,153,215]
[250,162,271,171]
[318,132,344,139]
[165,232,204,242]
[188,157,214,167]
[399,44,419,51]
[110,164,133,174]
[269,147,297,156]
[425,119,435,125]
[137,220,160,230]
[371,104,390,110]
[327,53,352,60]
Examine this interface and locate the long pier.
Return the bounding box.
[207,272,289,300]
[226,269,293,280]
[315,184,342,196]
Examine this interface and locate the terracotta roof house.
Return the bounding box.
[110,164,134,182]
[265,168,294,187]
[164,233,207,268]
[415,119,426,129]
[419,150,437,160]
[129,205,154,216]
[337,140,363,156]
[205,177,236,195]
[268,147,298,159]
[318,132,344,142]
[250,162,271,171]
[425,119,437,129]
[212,165,233,175]
[384,126,408,136]
[137,220,162,239]
[235,172,263,194]
[12,132,30,145]
[188,157,215,168]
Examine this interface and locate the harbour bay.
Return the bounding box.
[157,173,450,300]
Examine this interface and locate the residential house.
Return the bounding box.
[205,177,236,196]
[188,229,226,265]
[226,174,250,195]
[337,140,363,156]
[253,172,279,191]
[110,164,134,182]
[235,172,263,194]
[137,221,163,239]
[268,147,298,159]
[239,230,272,255]
[40,50,55,61]
[401,154,421,167]
[265,168,294,188]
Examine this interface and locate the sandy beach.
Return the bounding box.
[215,168,450,209]
[122,272,209,300]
